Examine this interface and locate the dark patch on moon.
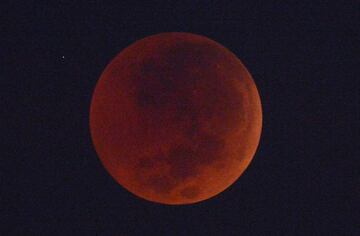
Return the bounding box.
[136,158,155,170]
[147,175,175,194]
[180,186,200,199]
[135,58,179,109]
[196,133,225,164]
[167,145,199,181]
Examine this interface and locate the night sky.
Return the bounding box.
[3,1,358,235]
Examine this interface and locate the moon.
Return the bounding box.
[90,32,262,205]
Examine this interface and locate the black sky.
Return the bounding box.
[2,1,358,235]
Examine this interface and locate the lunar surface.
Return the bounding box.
[90,32,262,205]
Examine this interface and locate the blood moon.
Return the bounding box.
[90,32,262,205]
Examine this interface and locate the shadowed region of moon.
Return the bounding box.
[90,32,262,205]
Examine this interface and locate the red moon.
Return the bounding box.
[90,32,262,205]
